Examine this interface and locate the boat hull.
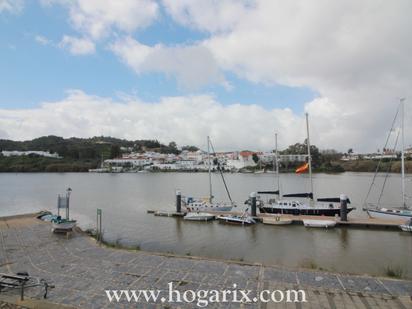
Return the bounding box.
[366,209,411,222]
[184,213,215,221]
[260,207,354,216]
[303,219,336,228]
[400,225,412,232]
[262,217,292,225]
[52,221,77,230]
[217,216,255,225]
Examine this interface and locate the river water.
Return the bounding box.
[0,172,411,278]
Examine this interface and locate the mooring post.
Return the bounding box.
[340,194,348,221]
[176,190,182,213]
[251,192,257,217]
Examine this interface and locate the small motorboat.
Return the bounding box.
[217,209,256,225]
[262,215,292,225]
[303,219,336,228]
[217,215,256,225]
[184,212,215,221]
[399,219,412,232]
[51,216,77,231]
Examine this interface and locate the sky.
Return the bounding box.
[0,0,411,152]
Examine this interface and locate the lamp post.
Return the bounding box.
[66,187,72,220]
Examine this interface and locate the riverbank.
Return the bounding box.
[2,157,412,173]
[0,213,411,308]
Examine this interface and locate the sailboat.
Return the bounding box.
[259,115,354,216]
[364,99,412,222]
[182,136,236,212]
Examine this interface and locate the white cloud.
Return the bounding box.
[0,90,303,151]
[59,35,95,55]
[0,0,23,14]
[162,0,254,33]
[110,37,229,90]
[2,90,412,152]
[35,35,50,46]
[161,0,412,152]
[44,0,159,40]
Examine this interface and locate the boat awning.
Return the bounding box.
[283,192,313,199]
[257,190,279,195]
[317,197,351,204]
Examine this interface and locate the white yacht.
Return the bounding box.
[260,198,354,216]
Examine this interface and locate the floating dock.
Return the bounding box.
[148,210,406,230]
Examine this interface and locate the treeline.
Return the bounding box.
[0,135,197,172]
[0,136,184,160]
[279,141,344,173]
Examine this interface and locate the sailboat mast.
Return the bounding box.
[305,113,314,199]
[207,136,213,203]
[275,132,281,197]
[401,98,406,208]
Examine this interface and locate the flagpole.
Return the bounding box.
[305,113,314,201]
[275,132,281,198]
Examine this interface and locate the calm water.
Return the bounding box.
[0,172,411,278]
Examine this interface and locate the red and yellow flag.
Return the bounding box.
[295,162,309,174]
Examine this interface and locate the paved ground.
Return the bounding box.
[0,215,411,309]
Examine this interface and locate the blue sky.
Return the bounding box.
[0,1,316,111]
[1,0,408,151]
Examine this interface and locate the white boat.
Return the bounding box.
[262,216,292,225]
[217,215,256,225]
[364,99,412,222]
[182,197,233,212]
[184,212,215,221]
[51,217,77,231]
[303,219,336,228]
[366,208,411,222]
[183,136,235,212]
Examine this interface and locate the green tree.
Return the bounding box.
[110,145,121,158]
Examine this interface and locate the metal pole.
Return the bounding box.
[400,98,406,208]
[305,113,314,200]
[207,136,213,203]
[96,210,99,241]
[66,194,69,220]
[275,132,281,198]
[57,195,60,217]
[99,211,102,244]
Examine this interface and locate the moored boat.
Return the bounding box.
[182,197,233,212]
[183,136,236,212]
[184,212,215,221]
[217,215,256,225]
[262,215,292,225]
[258,118,353,217]
[51,216,77,231]
[303,219,336,228]
[364,99,412,222]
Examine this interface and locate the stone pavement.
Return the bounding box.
[0,215,411,308]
